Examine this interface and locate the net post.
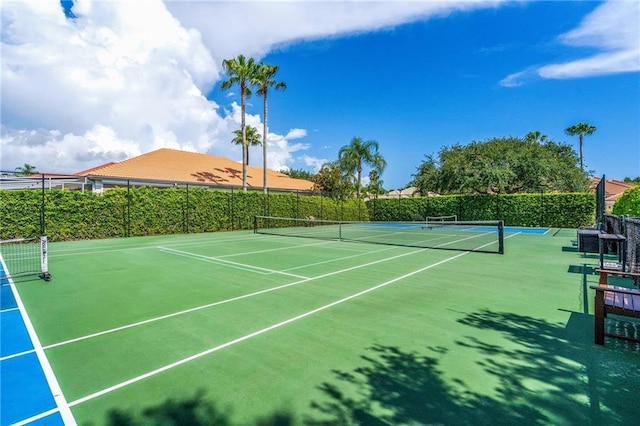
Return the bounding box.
[498,220,505,255]
[40,235,51,281]
[253,216,257,234]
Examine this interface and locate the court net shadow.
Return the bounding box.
[308,310,640,425]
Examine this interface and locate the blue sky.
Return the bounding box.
[221,1,639,189]
[2,1,639,190]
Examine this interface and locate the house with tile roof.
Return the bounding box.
[590,176,636,211]
[75,148,315,193]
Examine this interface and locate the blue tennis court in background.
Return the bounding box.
[362,222,550,235]
[1,265,68,426]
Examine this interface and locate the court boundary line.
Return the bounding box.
[44,231,506,351]
[0,256,75,425]
[67,232,516,409]
[67,249,473,408]
[157,246,310,279]
[43,245,429,350]
[47,232,314,258]
[24,234,518,423]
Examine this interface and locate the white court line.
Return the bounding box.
[0,348,35,362]
[0,306,19,313]
[0,255,76,425]
[47,233,260,257]
[43,246,427,351]
[281,243,407,272]
[157,246,310,279]
[35,233,517,422]
[68,250,471,408]
[213,239,346,259]
[48,232,312,257]
[44,229,507,351]
[13,407,62,426]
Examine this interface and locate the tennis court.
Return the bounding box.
[2,224,639,425]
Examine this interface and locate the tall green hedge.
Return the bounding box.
[366,193,594,228]
[0,189,594,241]
[0,188,369,241]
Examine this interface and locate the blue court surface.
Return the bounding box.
[0,265,67,426]
[362,222,550,235]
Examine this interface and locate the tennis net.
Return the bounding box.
[0,236,51,282]
[254,216,504,254]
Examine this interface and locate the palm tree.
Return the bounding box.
[253,63,287,193]
[565,122,596,170]
[367,169,385,197]
[337,137,387,198]
[524,131,548,144]
[14,163,38,176]
[221,55,259,190]
[231,125,261,165]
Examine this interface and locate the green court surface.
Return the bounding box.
[13,228,640,424]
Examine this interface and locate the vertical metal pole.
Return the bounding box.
[186,184,189,233]
[230,188,234,230]
[41,173,45,236]
[127,180,131,237]
[498,220,505,255]
[540,189,544,228]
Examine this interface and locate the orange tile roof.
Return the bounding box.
[76,148,314,191]
[591,177,636,201]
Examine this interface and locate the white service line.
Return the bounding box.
[157,246,310,279]
[44,230,513,352]
[68,250,470,408]
[44,246,427,351]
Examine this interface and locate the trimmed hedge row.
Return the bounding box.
[0,188,369,241]
[0,189,594,241]
[366,193,595,228]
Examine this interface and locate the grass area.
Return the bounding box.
[13,228,640,425]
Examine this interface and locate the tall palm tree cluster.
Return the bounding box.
[221,55,286,192]
[337,137,387,199]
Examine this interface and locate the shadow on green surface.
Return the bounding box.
[309,310,640,425]
[99,390,294,426]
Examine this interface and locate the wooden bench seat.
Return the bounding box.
[590,284,640,345]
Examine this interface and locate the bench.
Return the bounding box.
[590,284,640,345]
[596,268,640,286]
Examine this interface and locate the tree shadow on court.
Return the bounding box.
[308,310,640,425]
[101,389,294,426]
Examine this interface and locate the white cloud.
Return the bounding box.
[1,0,508,174]
[501,0,640,86]
[301,155,330,173]
[285,128,307,140]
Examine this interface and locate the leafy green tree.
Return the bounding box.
[221,54,259,190]
[253,63,286,193]
[281,168,314,180]
[565,122,596,171]
[612,186,640,216]
[231,125,261,165]
[411,154,440,196]
[14,163,38,176]
[411,136,589,195]
[623,177,640,185]
[337,137,387,198]
[313,162,353,199]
